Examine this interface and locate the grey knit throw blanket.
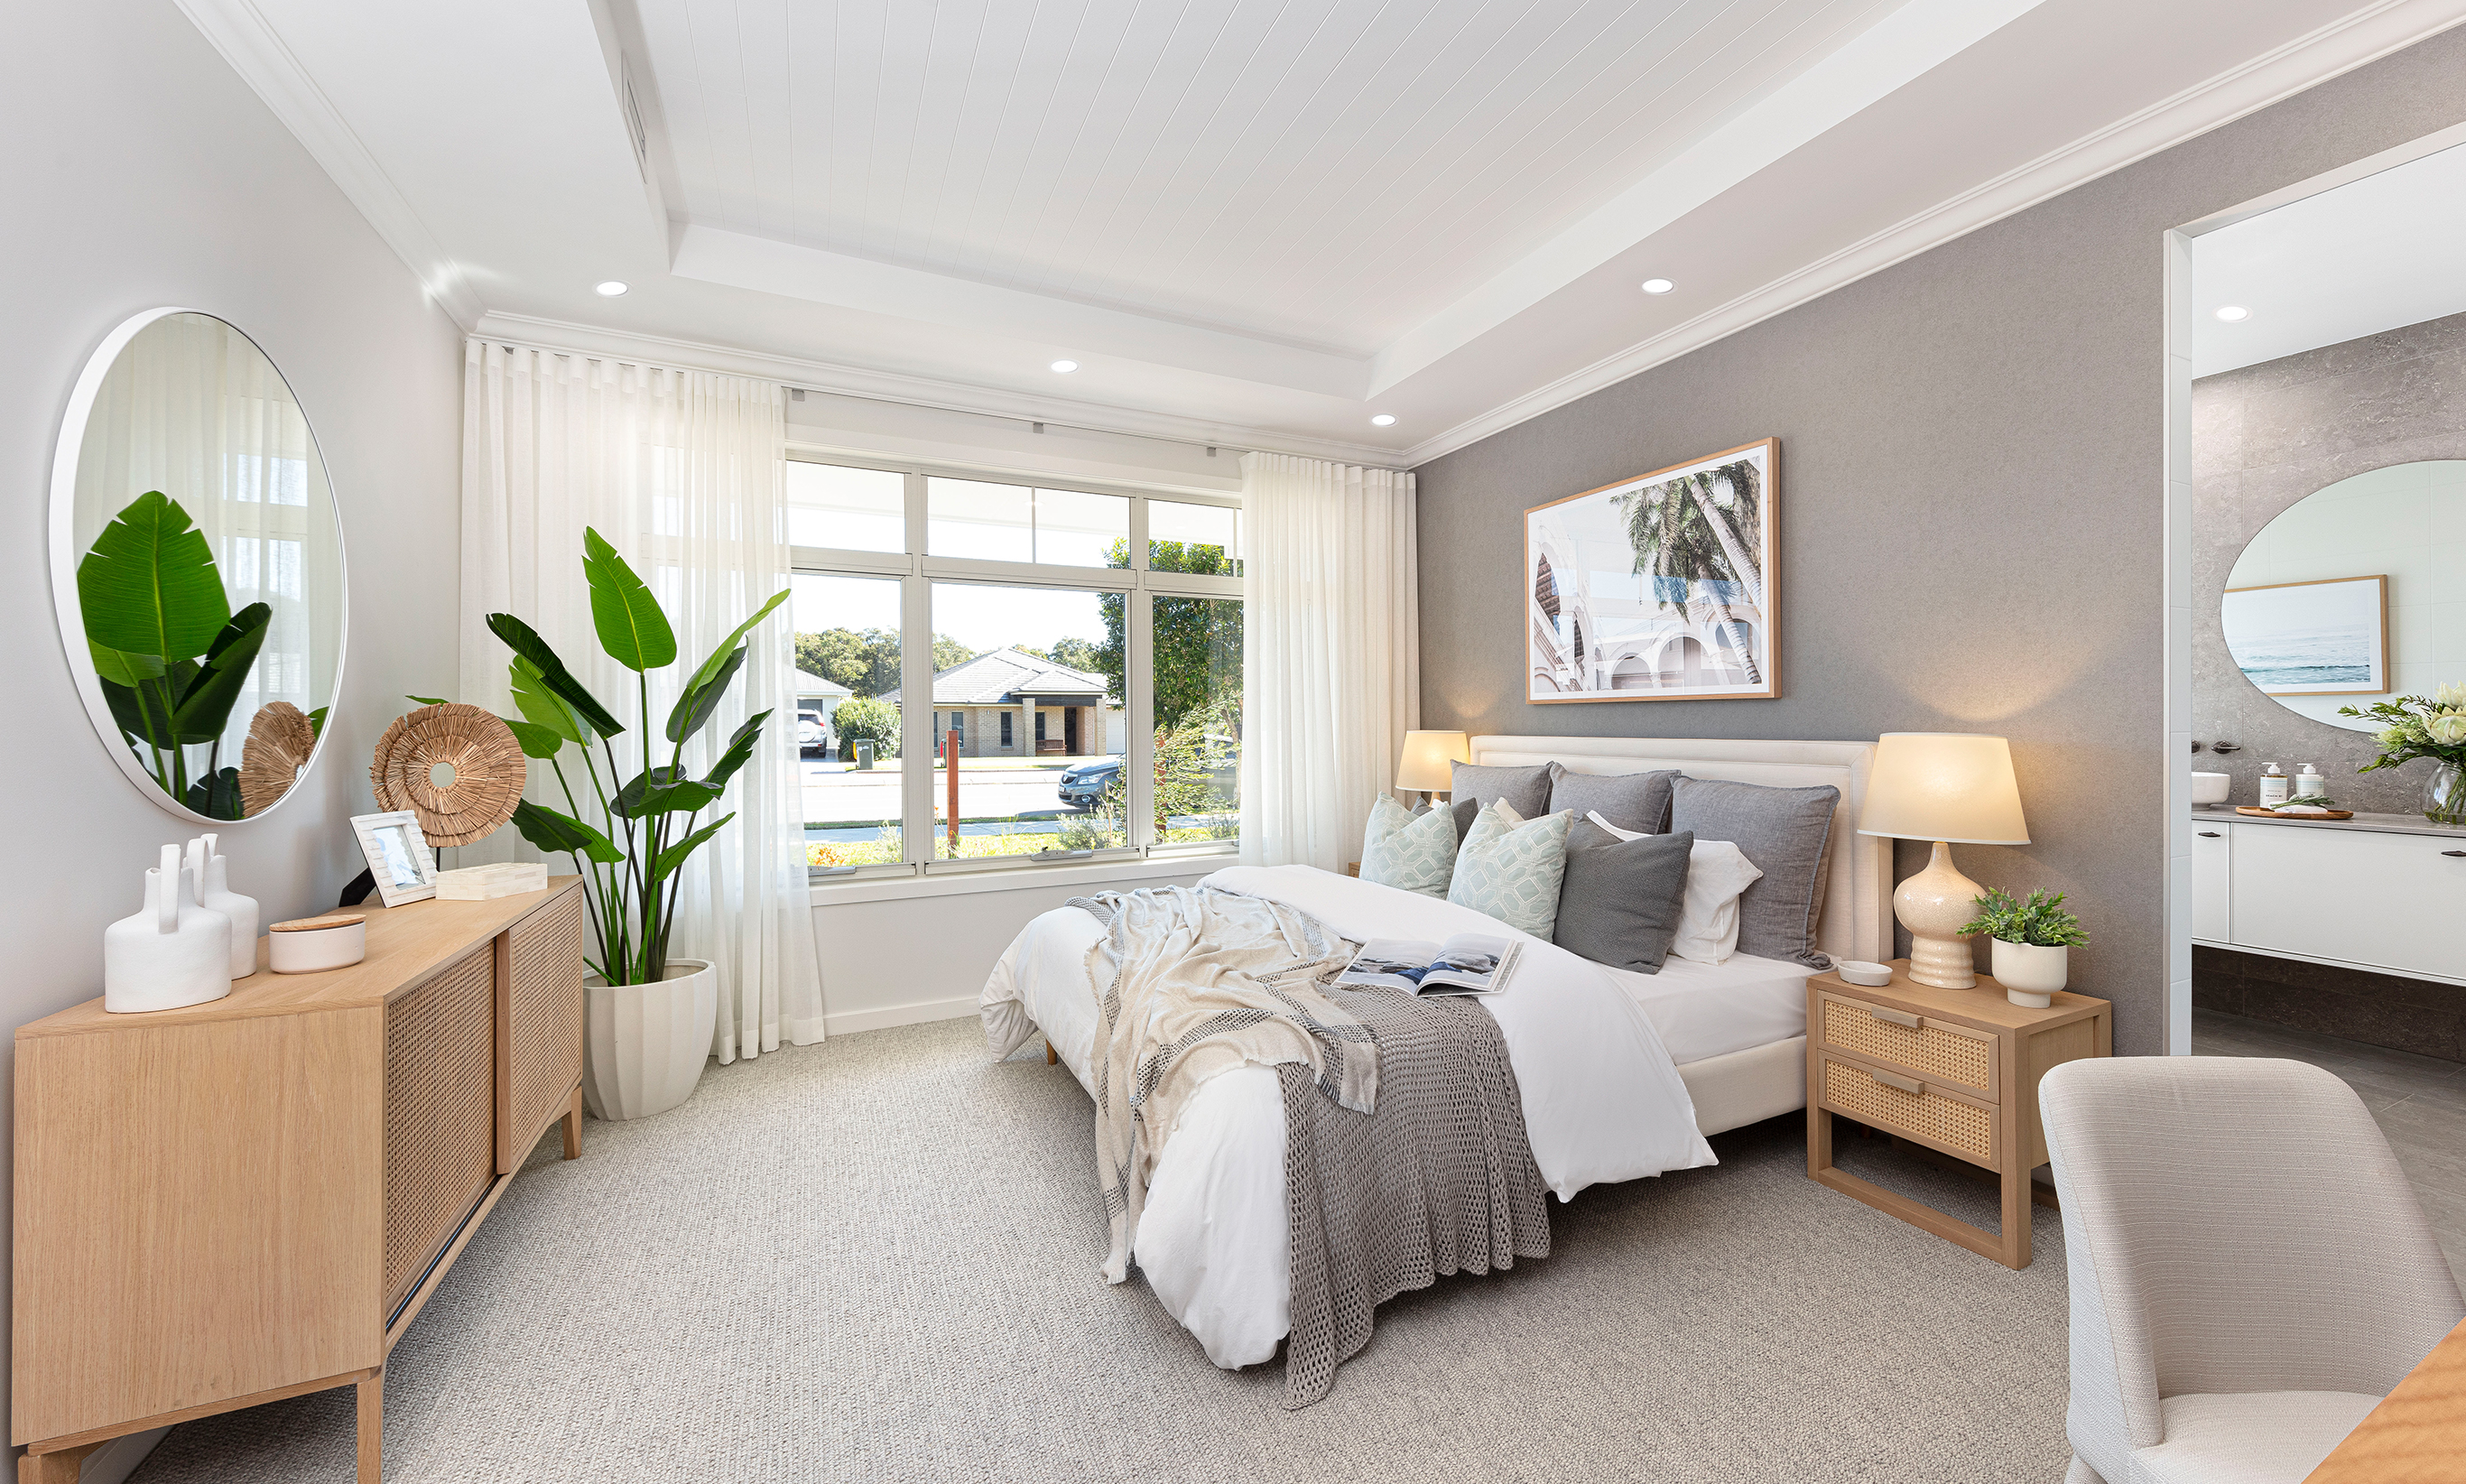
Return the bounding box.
[1066,886,1550,1408]
[1279,982,1552,1407]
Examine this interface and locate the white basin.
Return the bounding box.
[2193,771,2231,805]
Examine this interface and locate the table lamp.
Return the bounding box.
[1857,733,2030,990]
[1395,730,1471,808]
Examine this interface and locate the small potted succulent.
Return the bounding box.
[1960,888,2088,1008]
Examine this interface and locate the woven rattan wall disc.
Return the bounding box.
[370,703,526,847]
[238,701,319,818]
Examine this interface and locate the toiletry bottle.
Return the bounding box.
[2294,763,2325,802]
[2259,763,2290,810]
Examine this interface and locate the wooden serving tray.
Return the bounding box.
[2236,805,2356,820]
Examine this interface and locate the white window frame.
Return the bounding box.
[790,450,1241,889]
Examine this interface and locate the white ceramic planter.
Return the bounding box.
[582,959,718,1121]
[1991,939,2068,1009]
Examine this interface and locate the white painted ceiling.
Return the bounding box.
[2190,138,2466,378]
[177,0,2466,463]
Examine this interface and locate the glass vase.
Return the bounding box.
[2426,763,2466,828]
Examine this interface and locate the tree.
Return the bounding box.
[1095,539,1241,728]
[1019,636,1106,675]
[931,634,977,673]
[832,695,900,757]
[795,626,899,697]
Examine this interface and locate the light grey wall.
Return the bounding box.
[1411,28,2466,1060]
[2192,311,2466,812]
[3,0,465,1442]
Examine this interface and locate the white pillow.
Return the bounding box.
[1586,811,1764,965]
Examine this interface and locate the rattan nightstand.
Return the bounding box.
[1806,959,2110,1269]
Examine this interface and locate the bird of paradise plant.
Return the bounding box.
[490,528,788,985]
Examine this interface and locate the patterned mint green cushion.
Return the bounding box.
[1447,801,1574,941]
[1359,793,1458,897]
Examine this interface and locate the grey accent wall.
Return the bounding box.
[1412,29,2466,1059]
[3,0,465,1439]
[2192,311,2466,812]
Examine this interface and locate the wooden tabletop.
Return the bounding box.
[2306,1315,2466,1482]
[1808,960,2109,1034]
[23,877,581,1038]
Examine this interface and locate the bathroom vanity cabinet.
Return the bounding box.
[2191,810,2466,984]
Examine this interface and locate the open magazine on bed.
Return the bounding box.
[1333,934,1523,996]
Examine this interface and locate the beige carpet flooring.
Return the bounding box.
[127,1017,2074,1483]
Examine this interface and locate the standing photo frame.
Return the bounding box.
[349,811,439,908]
[1525,439,1779,702]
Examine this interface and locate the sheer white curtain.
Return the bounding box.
[1238,452,1419,871]
[460,340,823,1061]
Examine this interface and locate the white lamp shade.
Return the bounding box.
[1395,730,1471,793]
[1858,732,2030,845]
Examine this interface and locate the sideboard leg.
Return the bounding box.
[561,1084,583,1160]
[19,1443,97,1484]
[357,1367,384,1484]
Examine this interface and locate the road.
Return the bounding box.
[802,758,1089,829]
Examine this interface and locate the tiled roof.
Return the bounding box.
[931,647,1109,705]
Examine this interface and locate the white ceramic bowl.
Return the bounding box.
[268,914,366,974]
[1836,960,1894,988]
[2193,771,2231,805]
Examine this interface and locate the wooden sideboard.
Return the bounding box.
[11,877,589,1484]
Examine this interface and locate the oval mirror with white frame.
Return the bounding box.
[50,309,347,821]
[2221,459,2464,733]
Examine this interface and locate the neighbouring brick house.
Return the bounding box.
[925,647,1122,758]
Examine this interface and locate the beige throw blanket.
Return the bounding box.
[1070,886,1367,1282]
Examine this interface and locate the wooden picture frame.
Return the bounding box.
[2220,574,2390,696]
[350,810,439,908]
[1525,438,1779,702]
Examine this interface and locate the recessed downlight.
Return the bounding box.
[1370,414,1396,427]
[1050,359,1079,373]
[1640,278,1674,294]
[595,281,629,297]
[2214,305,2249,322]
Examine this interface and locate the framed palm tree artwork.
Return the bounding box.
[1525,439,1777,702]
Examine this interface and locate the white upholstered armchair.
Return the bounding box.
[2041,1056,2463,1484]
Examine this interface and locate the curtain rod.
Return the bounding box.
[781,382,1255,461]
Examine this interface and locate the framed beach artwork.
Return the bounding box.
[2221,574,2389,695]
[1525,439,1778,702]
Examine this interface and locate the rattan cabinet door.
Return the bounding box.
[383,944,497,1319]
[498,888,586,1172]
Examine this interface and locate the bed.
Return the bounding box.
[979,735,1890,1370]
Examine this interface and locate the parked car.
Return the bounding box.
[1058,755,1123,809]
[796,710,828,756]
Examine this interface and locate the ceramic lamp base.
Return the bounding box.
[1896,839,1981,990]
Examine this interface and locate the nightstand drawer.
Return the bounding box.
[1818,991,1995,1097]
[1821,1054,1999,1169]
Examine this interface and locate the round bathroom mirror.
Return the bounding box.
[2220,460,2464,735]
[49,309,347,821]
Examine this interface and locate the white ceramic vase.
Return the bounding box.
[188,833,259,979]
[104,844,234,1014]
[582,959,717,1121]
[1990,939,2068,1009]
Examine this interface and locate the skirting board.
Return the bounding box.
[824,996,979,1037]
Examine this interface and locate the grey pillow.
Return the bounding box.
[1668,775,1840,969]
[1555,824,1694,974]
[1450,761,1552,821]
[1451,796,1481,845]
[1547,764,1677,835]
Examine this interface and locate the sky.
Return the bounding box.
[792,572,1107,656]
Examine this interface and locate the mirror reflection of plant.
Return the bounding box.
[487,527,789,986]
[77,491,272,819]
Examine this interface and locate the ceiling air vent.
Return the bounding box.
[619,55,650,183]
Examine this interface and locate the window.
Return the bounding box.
[792,570,903,872]
[789,454,1240,881]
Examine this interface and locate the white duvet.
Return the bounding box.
[979,864,1717,1368]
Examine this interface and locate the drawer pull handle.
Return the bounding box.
[1867,1006,1922,1029]
[2197,831,2221,839]
[2444,851,2466,858]
[1868,1068,1924,1095]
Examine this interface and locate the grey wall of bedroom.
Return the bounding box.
[0,0,465,1442]
[1411,27,2466,1061]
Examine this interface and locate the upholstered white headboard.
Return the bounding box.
[1469,735,1890,965]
